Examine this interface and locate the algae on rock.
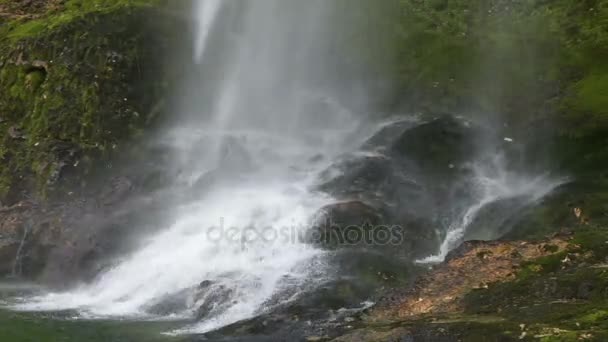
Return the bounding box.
[0,0,181,203]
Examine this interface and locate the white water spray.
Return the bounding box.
[12,0,370,334]
[417,155,565,264]
[193,0,223,63]
[4,1,567,336]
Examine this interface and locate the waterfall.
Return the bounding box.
[12,0,372,334]
[417,155,566,264]
[5,1,566,337]
[193,0,223,63]
[11,219,31,278]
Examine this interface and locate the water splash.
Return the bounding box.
[417,155,566,264]
[11,0,368,334]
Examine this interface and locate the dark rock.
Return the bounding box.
[146,289,191,316]
[199,280,213,288]
[310,201,385,249]
[320,115,479,206]
[577,281,595,300]
[7,126,25,140]
[318,154,428,218]
[317,201,384,228]
[464,195,533,242]
[388,115,477,175]
[0,201,57,278]
[195,284,235,320]
[0,180,171,286]
[314,115,486,261]
[0,239,20,276]
[362,118,419,152]
[99,176,133,206]
[318,154,395,198]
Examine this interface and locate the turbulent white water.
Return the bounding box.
[417,155,565,264]
[12,0,369,334]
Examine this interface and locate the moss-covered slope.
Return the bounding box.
[0,0,176,203]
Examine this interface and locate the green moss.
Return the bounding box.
[572,226,608,262]
[391,0,608,175]
[1,0,163,40]
[568,73,608,119]
[459,226,608,339]
[393,0,563,117]
[24,69,46,92]
[0,0,176,201]
[0,309,186,342]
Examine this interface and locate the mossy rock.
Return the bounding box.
[0,0,187,203]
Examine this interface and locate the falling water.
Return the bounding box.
[11,0,373,334]
[193,0,223,63]
[417,155,566,264]
[5,0,566,336]
[11,219,31,278]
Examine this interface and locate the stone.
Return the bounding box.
[100,177,134,206]
[7,126,25,140]
[388,115,477,175]
[196,285,235,320]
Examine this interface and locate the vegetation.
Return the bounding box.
[462,224,608,341]
[0,0,176,202]
[0,1,608,339]
[393,0,607,123]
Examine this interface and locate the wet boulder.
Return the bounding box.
[361,118,420,151]
[317,201,384,228]
[314,114,484,259]
[146,288,192,316]
[463,195,534,242]
[388,115,478,175]
[317,154,429,220]
[317,115,478,230]
[318,154,399,199]
[195,284,235,320]
[309,200,439,257]
[310,201,385,248]
[99,176,134,206]
[0,174,171,285]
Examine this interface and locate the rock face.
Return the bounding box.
[315,115,480,257]
[0,0,185,204]
[0,174,174,285]
[311,201,385,248]
[0,201,53,277]
[0,0,192,284]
